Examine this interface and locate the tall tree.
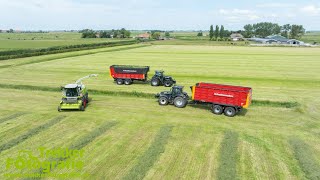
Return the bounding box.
[219,25,225,39]
[281,24,291,38]
[215,25,220,39]
[209,25,214,40]
[243,24,254,38]
[290,25,305,39]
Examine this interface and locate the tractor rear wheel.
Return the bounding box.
[224,107,236,117]
[116,79,124,85]
[158,96,169,105]
[212,105,223,115]
[164,80,173,87]
[124,79,132,85]
[151,78,160,86]
[173,97,187,108]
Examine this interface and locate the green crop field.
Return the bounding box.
[0,44,320,179]
[0,32,129,51]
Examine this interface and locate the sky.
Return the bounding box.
[1,0,320,31]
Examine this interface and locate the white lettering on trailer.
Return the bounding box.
[123,70,137,72]
[214,93,234,98]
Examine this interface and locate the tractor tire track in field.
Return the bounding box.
[216,130,239,180]
[0,112,27,124]
[35,121,118,177]
[0,83,300,109]
[0,115,67,153]
[0,44,150,69]
[123,125,173,180]
[289,137,320,180]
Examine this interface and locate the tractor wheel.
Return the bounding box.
[158,96,169,106]
[80,104,85,111]
[124,79,132,85]
[212,105,223,115]
[224,107,236,117]
[151,78,160,86]
[58,106,62,112]
[173,97,187,108]
[164,80,173,87]
[116,79,124,85]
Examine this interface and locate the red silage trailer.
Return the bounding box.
[110,65,150,85]
[190,82,252,117]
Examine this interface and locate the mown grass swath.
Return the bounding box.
[123,125,173,180]
[216,130,239,180]
[0,115,67,153]
[0,112,27,124]
[36,121,117,176]
[0,40,138,60]
[289,137,320,179]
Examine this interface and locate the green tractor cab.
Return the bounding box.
[155,85,189,108]
[58,74,98,112]
[151,70,176,87]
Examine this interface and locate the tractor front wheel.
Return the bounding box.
[173,97,187,108]
[116,79,124,85]
[164,80,173,87]
[58,106,61,112]
[212,105,223,115]
[224,107,236,117]
[159,96,169,105]
[151,78,160,86]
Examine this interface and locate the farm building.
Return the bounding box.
[230,33,244,41]
[136,33,151,40]
[247,35,304,45]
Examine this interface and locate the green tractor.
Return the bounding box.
[58,74,98,112]
[155,85,189,108]
[150,70,176,87]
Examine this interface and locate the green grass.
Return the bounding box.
[0,44,319,179]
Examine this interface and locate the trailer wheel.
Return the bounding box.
[124,79,132,85]
[164,80,173,87]
[116,79,124,85]
[174,97,187,108]
[158,96,169,106]
[224,107,236,117]
[212,105,223,115]
[151,78,160,86]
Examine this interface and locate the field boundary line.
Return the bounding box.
[0,44,150,69]
[0,115,67,153]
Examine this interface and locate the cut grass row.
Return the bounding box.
[124,125,173,180]
[289,137,320,180]
[0,115,67,153]
[0,83,300,109]
[0,112,27,124]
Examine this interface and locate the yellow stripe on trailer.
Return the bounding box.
[109,68,113,78]
[192,86,196,100]
[243,91,252,108]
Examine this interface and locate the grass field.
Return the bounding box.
[0,44,319,179]
[0,32,130,51]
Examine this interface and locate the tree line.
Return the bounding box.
[197,25,231,41]
[80,28,131,38]
[242,22,305,39]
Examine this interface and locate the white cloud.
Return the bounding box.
[218,9,260,22]
[300,5,320,16]
[257,3,295,8]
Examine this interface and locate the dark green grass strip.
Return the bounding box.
[0,83,299,108]
[0,115,67,153]
[0,112,27,124]
[0,44,150,69]
[123,125,173,180]
[34,121,118,178]
[289,138,320,180]
[216,130,239,180]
